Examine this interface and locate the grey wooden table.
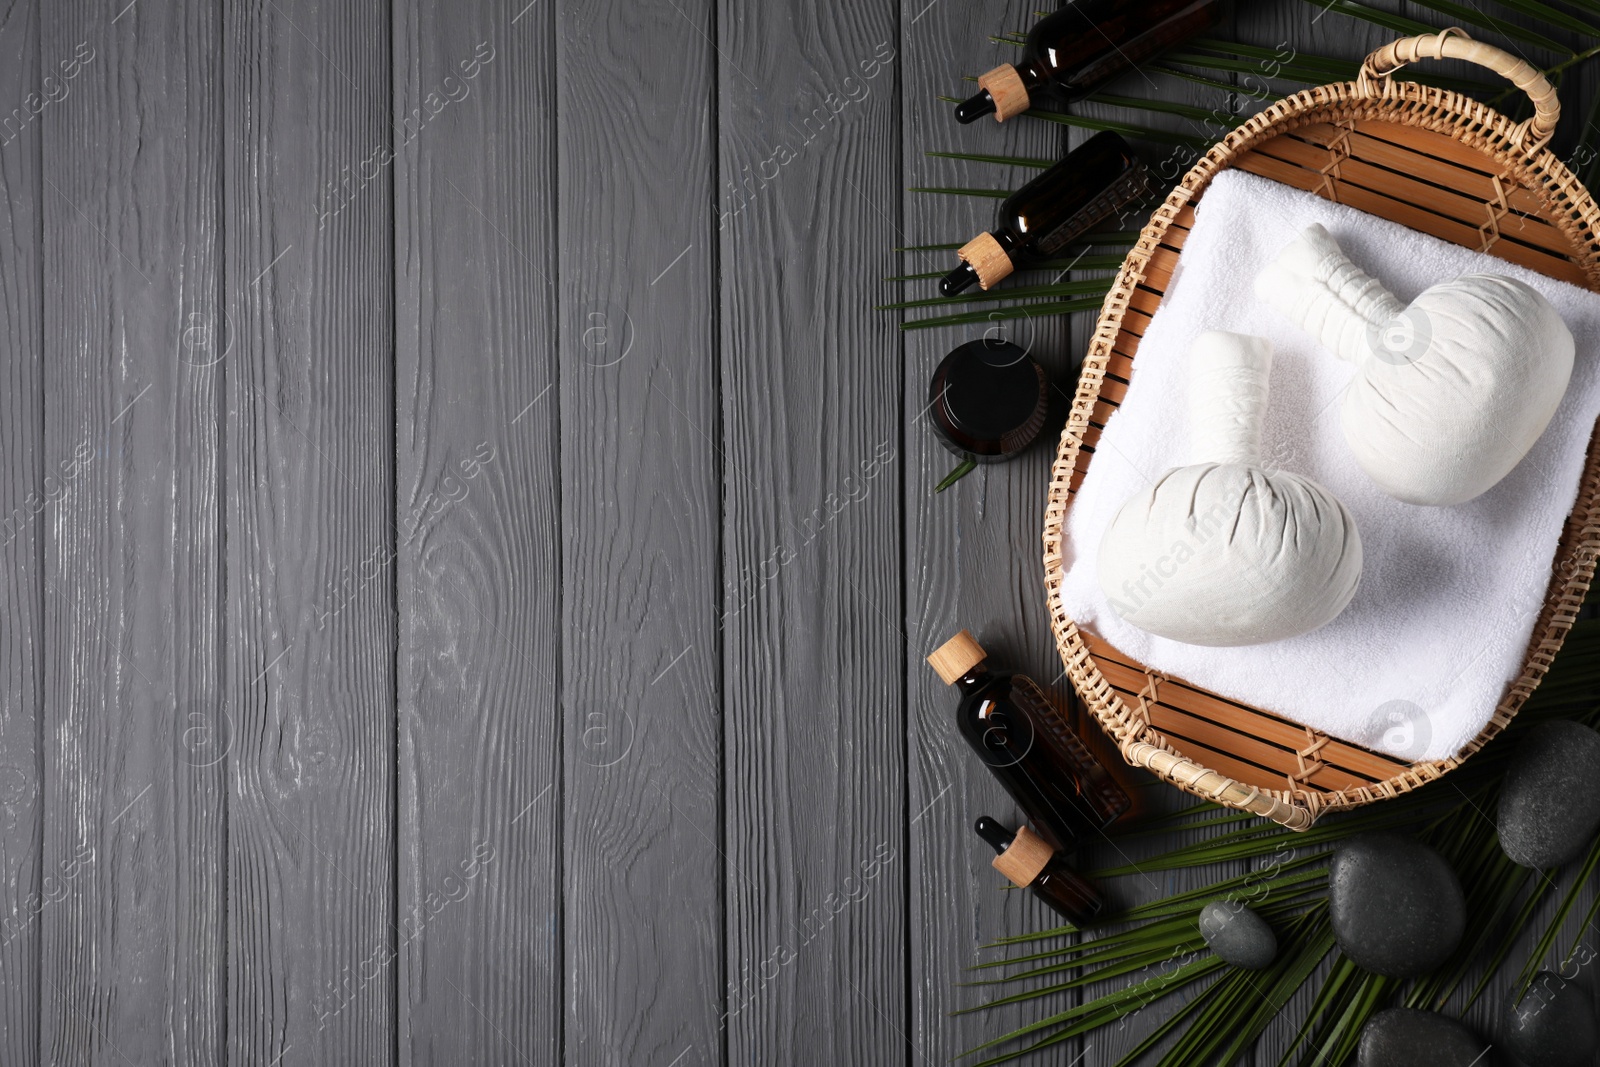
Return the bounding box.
[1,0,1596,1064]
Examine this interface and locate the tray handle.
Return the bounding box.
[1120,740,1316,830]
[1358,28,1560,151]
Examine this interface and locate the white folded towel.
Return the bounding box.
[1058,169,1600,762]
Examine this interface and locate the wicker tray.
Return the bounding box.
[1042,30,1600,830]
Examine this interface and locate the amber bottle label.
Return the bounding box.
[1035,160,1150,258]
[1012,675,1133,827]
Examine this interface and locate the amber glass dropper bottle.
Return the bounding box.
[940,131,1148,297]
[929,630,1137,852]
[976,816,1105,926]
[955,0,1221,123]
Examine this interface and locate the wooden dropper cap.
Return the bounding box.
[975,817,1054,886]
[928,630,986,685]
[955,232,1013,291]
[978,64,1031,122]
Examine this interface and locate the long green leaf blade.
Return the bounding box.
[1401,0,1573,51]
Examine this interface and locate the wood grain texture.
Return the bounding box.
[899,2,1097,1062]
[392,2,561,1063]
[0,0,41,1061]
[38,0,224,1063]
[222,0,395,1062]
[556,0,724,1063]
[717,0,906,1061]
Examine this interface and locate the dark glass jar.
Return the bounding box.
[929,630,1136,852]
[929,339,1049,464]
[955,0,1222,123]
[976,816,1105,927]
[941,131,1148,297]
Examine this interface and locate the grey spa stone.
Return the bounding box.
[1498,720,1600,869]
[1197,901,1276,970]
[1328,832,1464,978]
[1503,970,1596,1067]
[1356,1007,1487,1067]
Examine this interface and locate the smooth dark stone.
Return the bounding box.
[1197,901,1276,969]
[1498,720,1600,868]
[1328,832,1465,977]
[1356,1008,1487,1067]
[1504,970,1597,1067]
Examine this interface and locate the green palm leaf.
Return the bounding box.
[925,150,1053,168]
[901,297,1110,330]
[1470,0,1600,37]
[881,278,1118,311]
[1084,92,1231,122]
[1150,62,1283,97]
[1575,87,1600,192]
[1297,0,1450,39]
[910,185,1014,198]
[1388,0,1573,51]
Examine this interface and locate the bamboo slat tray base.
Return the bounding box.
[1044,32,1600,830]
[1078,631,1415,797]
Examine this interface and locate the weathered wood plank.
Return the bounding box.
[392,3,561,1063]
[899,2,1115,1062]
[0,0,42,1061]
[717,0,906,1061]
[222,0,395,1062]
[39,0,224,1063]
[555,0,724,1062]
